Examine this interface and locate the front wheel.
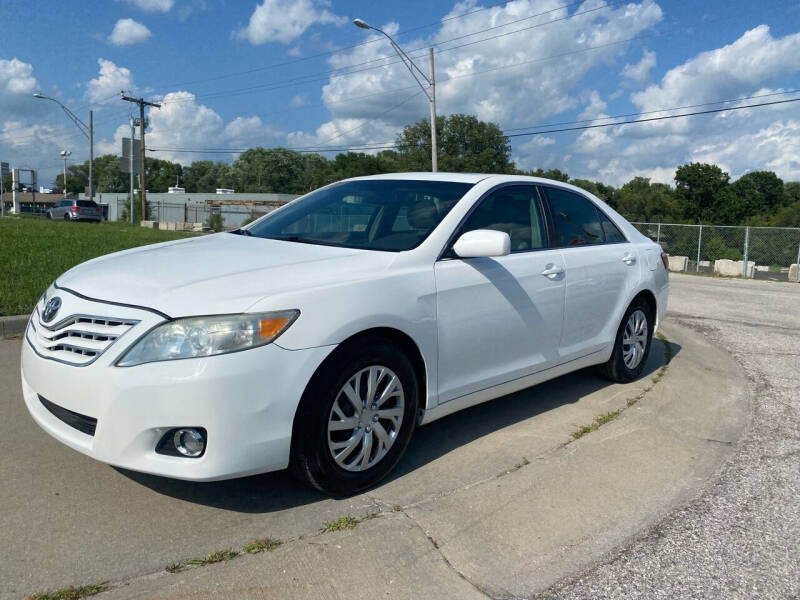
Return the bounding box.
[291,337,419,496]
[599,298,653,382]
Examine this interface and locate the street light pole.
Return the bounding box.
[33,94,93,200]
[353,19,438,172]
[60,150,71,198]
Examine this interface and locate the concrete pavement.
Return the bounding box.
[0,278,751,599]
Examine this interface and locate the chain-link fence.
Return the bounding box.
[632,222,800,282]
[115,199,281,229]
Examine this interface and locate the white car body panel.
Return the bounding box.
[21,173,668,481]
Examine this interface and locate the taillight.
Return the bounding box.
[660,252,669,270]
[71,204,78,211]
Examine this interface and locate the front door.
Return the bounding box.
[435,185,566,403]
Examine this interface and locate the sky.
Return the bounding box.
[1,0,800,188]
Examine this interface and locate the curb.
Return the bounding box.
[1,314,29,338]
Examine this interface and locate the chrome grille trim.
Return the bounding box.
[28,307,140,367]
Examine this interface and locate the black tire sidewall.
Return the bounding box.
[612,299,654,382]
[293,339,419,495]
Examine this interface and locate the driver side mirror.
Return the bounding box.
[452,229,511,258]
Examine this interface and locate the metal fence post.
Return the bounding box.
[742,226,750,278]
[796,242,800,283]
[656,222,661,245]
[696,224,703,272]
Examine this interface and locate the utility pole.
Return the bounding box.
[88,110,93,201]
[60,150,71,198]
[129,117,136,224]
[121,94,161,219]
[428,47,438,173]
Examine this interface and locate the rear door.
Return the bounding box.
[434,185,566,403]
[540,185,638,359]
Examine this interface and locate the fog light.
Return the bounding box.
[173,428,205,457]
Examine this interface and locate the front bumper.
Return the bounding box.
[21,290,334,481]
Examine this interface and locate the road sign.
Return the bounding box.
[120,156,142,174]
[122,137,141,157]
[0,162,9,177]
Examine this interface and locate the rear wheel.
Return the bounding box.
[291,337,418,496]
[63,213,70,221]
[599,297,653,382]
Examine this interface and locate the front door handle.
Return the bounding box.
[622,252,637,265]
[541,264,564,278]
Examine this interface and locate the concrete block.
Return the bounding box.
[166,222,177,231]
[158,221,168,230]
[698,260,712,268]
[667,255,689,272]
[790,264,800,282]
[139,220,156,228]
[714,259,754,277]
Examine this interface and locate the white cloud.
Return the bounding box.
[289,93,308,108]
[0,58,37,98]
[117,0,174,12]
[319,0,663,136]
[99,91,285,164]
[235,0,347,45]
[632,25,800,113]
[620,49,655,86]
[85,59,133,106]
[108,18,152,46]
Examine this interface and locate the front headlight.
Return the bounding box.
[116,310,299,367]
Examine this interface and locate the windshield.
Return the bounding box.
[245,179,474,252]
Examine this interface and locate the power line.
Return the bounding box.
[146,94,800,155]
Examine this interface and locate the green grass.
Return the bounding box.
[26,583,108,600]
[186,549,239,566]
[242,537,282,554]
[319,515,361,533]
[0,217,196,316]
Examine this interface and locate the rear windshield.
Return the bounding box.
[77,200,98,208]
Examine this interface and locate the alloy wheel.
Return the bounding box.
[327,365,405,472]
[622,309,648,369]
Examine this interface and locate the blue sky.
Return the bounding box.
[2,0,799,187]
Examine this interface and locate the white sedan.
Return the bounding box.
[21,173,668,495]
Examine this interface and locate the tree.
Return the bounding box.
[231,147,307,193]
[613,177,680,223]
[396,114,513,173]
[674,162,731,223]
[569,178,617,208]
[522,167,570,182]
[145,157,183,193]
[182,160,234,192]
[730,171,787,223]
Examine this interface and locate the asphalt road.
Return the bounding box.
[546,274,800,599]
[1,273,786,599]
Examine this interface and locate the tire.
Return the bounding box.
[63,213,70,221]
[290,337,419,496]
[598,297,654,383]
[46,212,52,220]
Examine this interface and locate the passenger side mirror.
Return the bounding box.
[452,229,511,258]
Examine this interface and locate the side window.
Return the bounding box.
[598,211,626,243]
[545,187,604,247]
[459,186,546,252]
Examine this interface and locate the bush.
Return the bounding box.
[207,212,224,232]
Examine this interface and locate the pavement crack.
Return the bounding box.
[396,507,497,599]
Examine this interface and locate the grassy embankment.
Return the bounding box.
[0,217,196,316]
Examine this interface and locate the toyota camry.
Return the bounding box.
[21,173,668,495]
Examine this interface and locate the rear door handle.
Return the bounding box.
[622,252,637,265]
[541,264,564,278]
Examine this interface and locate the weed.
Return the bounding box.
[165,563,184,573]
[26,583,108,600]
[186,549,238,566]
[320,516,360,533]
[243,538,282,554]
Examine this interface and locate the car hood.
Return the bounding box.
[56,233,397,317]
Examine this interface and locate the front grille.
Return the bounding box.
[29,308,139,366]
[39,395,97,436]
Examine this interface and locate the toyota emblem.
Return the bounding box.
[42,296,62,323]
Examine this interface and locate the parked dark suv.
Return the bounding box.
[46,199,102,222]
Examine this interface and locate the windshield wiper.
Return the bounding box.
[228,228,253,236]
[263,235,343,247]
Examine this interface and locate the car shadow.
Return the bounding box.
[119,338,681,512]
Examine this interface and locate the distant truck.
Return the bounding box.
[216,188,235,194]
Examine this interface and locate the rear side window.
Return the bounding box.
[598,211,626,243]
[77,200,97,208]
[544,187,604,247]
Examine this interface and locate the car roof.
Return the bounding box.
[343,172,490,184]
